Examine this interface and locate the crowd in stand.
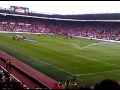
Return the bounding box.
[0,15,120,41]
[1,64,120,90]
[0,66,28,89]
[1,62,113,90]
[53,79,77,89]
[53,79,120,90]
[52,76,120,90]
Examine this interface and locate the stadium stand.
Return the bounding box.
[0,14,120,41]
[0,51,57,89]
[0,66,28,89]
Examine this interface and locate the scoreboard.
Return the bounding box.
[10,6,29,14]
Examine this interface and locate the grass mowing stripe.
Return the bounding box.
[32,57,75,76]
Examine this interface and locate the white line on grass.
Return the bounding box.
[81,43,98,49]
[72,43,98,50]
[3,51,75,77]
[76,69,120,76]
[59,42,98,50]
[76,54,120,68]
[72,43,81,49]
[33,57,87,83]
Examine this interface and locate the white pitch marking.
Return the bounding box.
[76,54,120,67]
[59,42,98,50]
[76,69,120,76]
[72,43,81,49]
[81,43,98,49]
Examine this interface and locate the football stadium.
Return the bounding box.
[0,1,120,89]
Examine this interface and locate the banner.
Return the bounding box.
[18,22,24,25]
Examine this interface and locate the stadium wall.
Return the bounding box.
[0,31,48,34]
[75,36,120,43]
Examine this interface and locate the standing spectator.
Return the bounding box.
[8,60,12,70]
[73,76,76,81]
[5,59,9,70]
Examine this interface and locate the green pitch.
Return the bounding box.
[0,33,120,86]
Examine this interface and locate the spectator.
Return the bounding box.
[59,83,65,89]
[64,80,70,89]
[53,83,60,89]
[95,79,120,90]
[8,60,12,70]
[5,59,9,70]
[19,82,26,89]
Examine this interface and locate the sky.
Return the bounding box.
[0,1,120,15]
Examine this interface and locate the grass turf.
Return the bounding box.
[0,33,120,86]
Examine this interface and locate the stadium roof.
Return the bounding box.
[1,1,120,21]
[0,1,120,15]
[1,10,120,21]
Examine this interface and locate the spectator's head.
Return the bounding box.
[60,80,63,82]
[97,79,120,90]
[55,83,58,86]
[59,83,62,86]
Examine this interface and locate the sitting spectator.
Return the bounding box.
[35,85,42,89]
[19,82,27,89]
[59,83,65,89]
[64,80,70,89]
[0,67,4,80]
[53,83,60,89]
[71,79,77,89]
[58,80,64,85]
